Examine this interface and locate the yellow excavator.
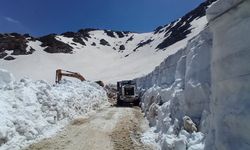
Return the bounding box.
[55,69,104,87]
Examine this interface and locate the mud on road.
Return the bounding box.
[111,107,151,150]
[24,107,152,150]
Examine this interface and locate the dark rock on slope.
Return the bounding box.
[72,37,86,46]
[105,30,116,38]
[119,45,125,51]
[62,32,86,46]
[104,30,131,38]
[133,39,153,52]
[126,36,134,43]
[77,28,97,41]
[0,33,33,59]
[40,28,99,53]
[100,39,111,46]
[39,34,73,53]
[4,56,15,60]
[154,26,164,34]
[116,31,125,38]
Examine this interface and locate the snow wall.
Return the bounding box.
[206,0,250,150]
[135,0,250,149]
[135,27,213,150]
[136,28,212,126]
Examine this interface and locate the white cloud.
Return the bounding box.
[4,17,20,24]
[0,16,31,34]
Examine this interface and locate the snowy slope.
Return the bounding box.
[0,0,216,83]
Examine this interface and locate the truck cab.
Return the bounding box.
[117,80,140,106]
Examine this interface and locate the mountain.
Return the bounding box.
[0,0,216,83]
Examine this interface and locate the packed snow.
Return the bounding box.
[0,69,108,150]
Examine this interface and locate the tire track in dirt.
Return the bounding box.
[111,107,152,150]
[23,107,152,150]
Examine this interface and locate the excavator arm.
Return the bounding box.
[55,69,104,87]
[55,69,85,83]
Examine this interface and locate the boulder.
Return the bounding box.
[119,45,125,51]
[39,34,73,53]
[100,39,110,46]
[4,56,15,61]
[183,116,197,133]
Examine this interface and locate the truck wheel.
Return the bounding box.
[134,99,140,106]
[117,99,123,106]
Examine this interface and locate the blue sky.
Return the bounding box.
[0,0,204,36]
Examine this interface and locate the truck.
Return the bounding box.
[116,80,140,106]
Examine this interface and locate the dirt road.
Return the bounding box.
[24,107,152,150]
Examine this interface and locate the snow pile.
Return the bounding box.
[0,69,108,150]
[136,28,212,150]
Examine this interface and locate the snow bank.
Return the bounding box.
[0,69,108,150]
[136,28,212,150]
[205,0,250,149]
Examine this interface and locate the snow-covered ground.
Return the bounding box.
[138,0,250,150]
[0,69,108,150]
